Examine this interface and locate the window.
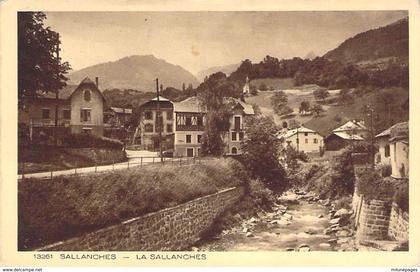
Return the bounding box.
[394,143,397,162]
[314,138,318,144]
[239,132,244,141]
[63,109,71,119]
[186,116,192,126]
[144,123,153,133]
[385,144,390,157]
[197,116,203,126]
[166,124,173,133]
[197,134,202,143]
[187,148,194,157]
[232,147,238,154]
[231,132,237,141]
[304,132,308,136]
[84,89,91,102]
[186,134,192,143]
[305,139,308,144]
[234,116,241,130]
[41,108,50,119]
[166,111,173,120]
[80,109,91,122]
[144,111,153,120]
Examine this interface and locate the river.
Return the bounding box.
[195,191,357,251]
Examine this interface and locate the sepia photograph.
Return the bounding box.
[16,9,410,254]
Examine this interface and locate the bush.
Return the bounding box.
[378,164,392,177]
[393,181,408,213]
[247,179,276,210]
[356,169,408,205]
[329,150,355,198]
[63,134,124,149]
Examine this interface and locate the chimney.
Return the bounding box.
[95,77,99,88]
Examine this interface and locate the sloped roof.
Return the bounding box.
[173,96,207,113]
[277,126,319,139]
[329,131,365,140]
[333,120,367,132]
[151,96,170,102]
[37,84,77,99]
[389,121,408,142]
[376,124,397,138]
[224,97,255,115]
[37,77,104,101]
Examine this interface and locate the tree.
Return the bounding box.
[299,100,311,113]
[259,83,268,92]
[197,72,234,155]
[271,91,289,115]
[182,83,186,91]
[313,88,330,102]
[250,85,258,96]
[311,104,324,117]
[338,89,354,105]
[334,114,342,124]
[241,115,287,190]
[18,12,71,107]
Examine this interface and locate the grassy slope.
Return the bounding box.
[246,78,408,136]
[304,88,408,136]
[18,158,245,250]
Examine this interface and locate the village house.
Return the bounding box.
[277,126,324,154]
[104,107,132,128]
[389,122,409,179]
[18,77,105,144]
[136,96,174,152]
[375,124,396,165]
[173,96,206,157]
[103,106,133,142]
[324,120,368,151]
[223,97,255,155]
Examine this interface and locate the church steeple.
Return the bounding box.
[242,76,250,95]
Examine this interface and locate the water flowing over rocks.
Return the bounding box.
[195,189,358,251]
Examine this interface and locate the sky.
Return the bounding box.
[44,11,407,75]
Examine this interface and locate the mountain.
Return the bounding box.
[196,63,240,82]
[67,55,199,91]
[324,18,408,67]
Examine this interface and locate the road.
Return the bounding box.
[18,150,196,180]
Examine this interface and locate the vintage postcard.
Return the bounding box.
[1,0,419,268]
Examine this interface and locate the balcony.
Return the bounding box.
[31,119,71,127]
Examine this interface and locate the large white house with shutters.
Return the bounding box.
[277,126,324,154]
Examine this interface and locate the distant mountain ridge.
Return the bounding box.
[196,63,240,82]
[68,55,199,91]
[323,18,408,66]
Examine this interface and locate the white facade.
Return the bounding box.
[279,126,323,153]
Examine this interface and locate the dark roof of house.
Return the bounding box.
[389,121,408,142]
[36,77,104,101]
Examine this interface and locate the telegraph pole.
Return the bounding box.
[156,78,163,162]
[366,104,375,169]
[54,33,60,147]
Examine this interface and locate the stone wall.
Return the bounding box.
[388,202,409,241]
[38,187,244,251]
[356,199,391,241]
